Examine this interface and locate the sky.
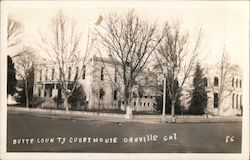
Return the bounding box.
[5,1,249,68]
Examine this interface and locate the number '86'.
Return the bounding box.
[225,136,234,143]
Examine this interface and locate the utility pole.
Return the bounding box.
[162,75,166,123]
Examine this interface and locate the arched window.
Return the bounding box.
[214,77,219,86]
[232,94,235,108]
[236,95,238,109]
[99,88,105,100]
[52,68,55,80]
[214,93,218,108]
[203,77,208,87]
[236,79,238,88]
[232,78,234,87]
[113,90,117,101]
[101,67,104,80]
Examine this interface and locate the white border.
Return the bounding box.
[1,1,249,160]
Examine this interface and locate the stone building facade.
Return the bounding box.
[33,55,156,111]
[180,65,243,116]
[203,65,243,116]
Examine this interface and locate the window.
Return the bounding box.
[122,101,124,105]
[232,94,235,108]
[144,102,146,106]
[148,103,150,106]
[114,68,117,82]
[113,90,117,101]
[75,67,79,80]
[236,79,238,88]
[214,93,218,108]
[39,70,42,81]
[49,88,52,97]
[214,77,219,86]
[68,67,72,80]
[101,67,104,80]
[236,95,238,109]
[99,88,105,100]
[140,102,142,106]
[132,92,137,98]
[82,65,86,79]
[240,80,242,88]
[232,78,234,87]
[134,102,136,106]
[52,69,55,80]
[45,69,48,81]
[203,77,208,87]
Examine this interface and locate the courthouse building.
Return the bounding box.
[33,55,157,111]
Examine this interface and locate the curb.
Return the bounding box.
[7,107,242,124]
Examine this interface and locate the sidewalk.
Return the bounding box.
[7,106,242,124]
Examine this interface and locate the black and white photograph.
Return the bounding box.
[1,1,249,160]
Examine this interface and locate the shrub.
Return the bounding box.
[69,85,87,111]
[29,95,45,108]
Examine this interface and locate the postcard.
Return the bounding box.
[1,1,249,160]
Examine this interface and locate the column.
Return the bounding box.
[52,83,57,97]
[42,84,45,97]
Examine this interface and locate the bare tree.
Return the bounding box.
[206,48,237,115]
[154,21,202,121]
[7,16,24,105]
[15,46,36,108]
[7,16,23,48]
[39,10,93,111]
[95,10,168,111]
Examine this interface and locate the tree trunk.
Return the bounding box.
[25,79,29,108]
[124,85,129,110]
[136,97,140,111]
[64,96,69,111]
[171,100,176,122]
[32,96,34,108]
[63,83,69,111]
